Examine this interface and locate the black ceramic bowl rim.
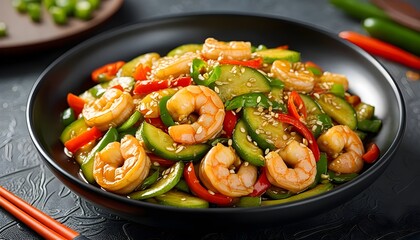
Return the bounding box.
[26,12,406,228]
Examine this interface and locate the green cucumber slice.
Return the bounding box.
[155,189,209,208]
[255,49,300,64]
[316,93,357,130]
[261,183,333,206]
[140,122,210,162]
[214,64,271,102]
[300,94,333,137]
[242,107,286,151]
[167,44,202,57]
[232,119,265,166]
[129,161,184,200]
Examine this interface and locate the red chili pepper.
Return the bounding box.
[184,162,233,206]
[133,77,192,95]
[249,167,271,197]
[147,154,175,167]
[133,64,151,81]
[288,91,307,121]
[362,143,380,163]
[64,126,103,153]
[218,57,263,69]
[339,31,420,70]
[222,110,238,138]
[91,61,125,82]
[144,118,167,132]
[277,113,320,161]
[67,93,85,117]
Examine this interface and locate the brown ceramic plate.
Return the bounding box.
[0,0,123,55]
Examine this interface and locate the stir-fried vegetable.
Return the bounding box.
[59,37,382,208]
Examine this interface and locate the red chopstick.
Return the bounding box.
[339,31,420,69]
[0,186,85,240]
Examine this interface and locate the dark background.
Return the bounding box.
[1,0,420,239]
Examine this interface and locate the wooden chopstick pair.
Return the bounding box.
[0,186,88,240]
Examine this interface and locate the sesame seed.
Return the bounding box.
[208,190,215,195]
[228,139,233,146]
[214,87,220,93]
[321,174,329,179]
[196,126,203,134]
[240,127,246,133]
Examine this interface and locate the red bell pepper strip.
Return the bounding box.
[249,167,271,197]
[91,61,125,82]
[133,76,192,95]
[287,91,307,121]
[218,57,263,69]
[111,84,124,91]
[148,154,175,167]
[133,80,169,95]
[222,110,238,138]
[362,143,380,163]
[133,64,151,81]
[339,31,420,70]
[171,76,192,87]
[184,162,233,206]
[67,93,85,117]
[64,126,103,153]
[277,113,320,161]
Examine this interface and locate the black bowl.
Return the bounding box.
[27,13,405,229]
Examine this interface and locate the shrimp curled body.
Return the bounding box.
[199,143,258,197]
[201,37,252,60]
[265,140,317,193]
[93,135,151,194]
[166,85,225,144]
[83,88,134,131]
[317,125,365,174]
[271,60,315,93]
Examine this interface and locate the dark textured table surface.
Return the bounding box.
[1,0,420,239]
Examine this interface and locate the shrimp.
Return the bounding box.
[150,52,198,80]
[265,140,317,193]
[315,72,349,92]
[201,37,252,60]
[93,135,151,194]
[270,60,315,93]
[199,143,258,197]
[317,125,365,174]
[83,88,134,131]
[166,85,225,144]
